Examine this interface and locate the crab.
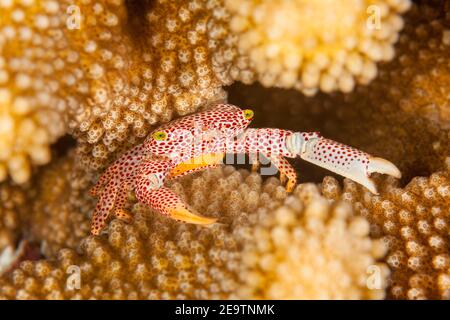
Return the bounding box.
[89,104,401,235]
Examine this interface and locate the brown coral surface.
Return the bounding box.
[0,183,27,274]
[322,163,450,299]
[0,167,387,299]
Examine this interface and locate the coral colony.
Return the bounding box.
[0,0,449,300]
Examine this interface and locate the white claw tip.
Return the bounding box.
[363,178,379,195]
[368,157,402,179]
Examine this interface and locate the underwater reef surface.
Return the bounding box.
[0,0,449,299]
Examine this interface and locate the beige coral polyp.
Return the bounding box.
[211,0,411,95]
[0,167,387,299]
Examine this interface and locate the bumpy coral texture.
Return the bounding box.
[0,0,230,181]
[0,0,415,182]
[0,184,26,272]
[225,2,450,301]
[227,0,450,180]
[0,0,449,301]
[236,182,389,299]
[64,0,152,171]
[0,166,386,299]
[24,151,94,258]
[142,0,227,116]
[210,0,411,95]
[0,149,94,275]
[322,159,450,299]
[71,0,228,171]
[0,1,69,183]
[377,0,450,129]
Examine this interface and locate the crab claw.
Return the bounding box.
[168,205,217,225]
[286,133,401,194]
[367,156,402,179]
[136,184,217,225]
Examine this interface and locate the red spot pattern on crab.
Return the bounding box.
[309,138,370,172]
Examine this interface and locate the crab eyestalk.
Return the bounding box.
[285,132,401,194]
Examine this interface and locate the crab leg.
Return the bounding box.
[269,156,297,192]
[285,132,401,194]
[231,128,299,191]
[90,144,146,197]
[113,183,133,223]
[233,128,400,194]
[91,183,118,235]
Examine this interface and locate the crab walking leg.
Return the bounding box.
[113,183,133,223]
[249,153,260,173]
[90,143,146,197]
[269,156,297,192]
[135,159,217,225]
[91,183,118,235]
[90,167,114,197]
[229,128,298,191]
[285,132,402,194]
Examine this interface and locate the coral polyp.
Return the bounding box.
[212,0,411,94]
[0,167,388,299]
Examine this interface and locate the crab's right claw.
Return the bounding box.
[293,135,401,194]
[136,185,217,225]
[366,156,402,178]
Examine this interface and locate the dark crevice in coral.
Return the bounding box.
[2,240,43,277]
[124,0,154,46]
[53,135,76,158]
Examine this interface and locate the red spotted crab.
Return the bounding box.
[90,104,401,234]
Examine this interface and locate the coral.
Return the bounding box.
[0,0,229,179]
[71,0,233,171]
[0,0,449,302]
[210,0,411,95]
[226,2,450,297]
[141,0,227,116]
[376,0,450,129]
[0,0,415,179]
[61,0,231,171]
[235,183,389,299]
[0,1,69,183]
[62,0,152,171]
[0,183,26,274]
[321,158,450,299]
[23,150,94,258]
[0,166,385,299]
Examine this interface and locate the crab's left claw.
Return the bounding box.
[287,133,401,194]
[136,183,217,225]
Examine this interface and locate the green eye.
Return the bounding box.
[243,109,254,120]
[152,131,167,141]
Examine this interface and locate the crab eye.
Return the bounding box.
[243,109,254,120]
[152,131,167,141]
